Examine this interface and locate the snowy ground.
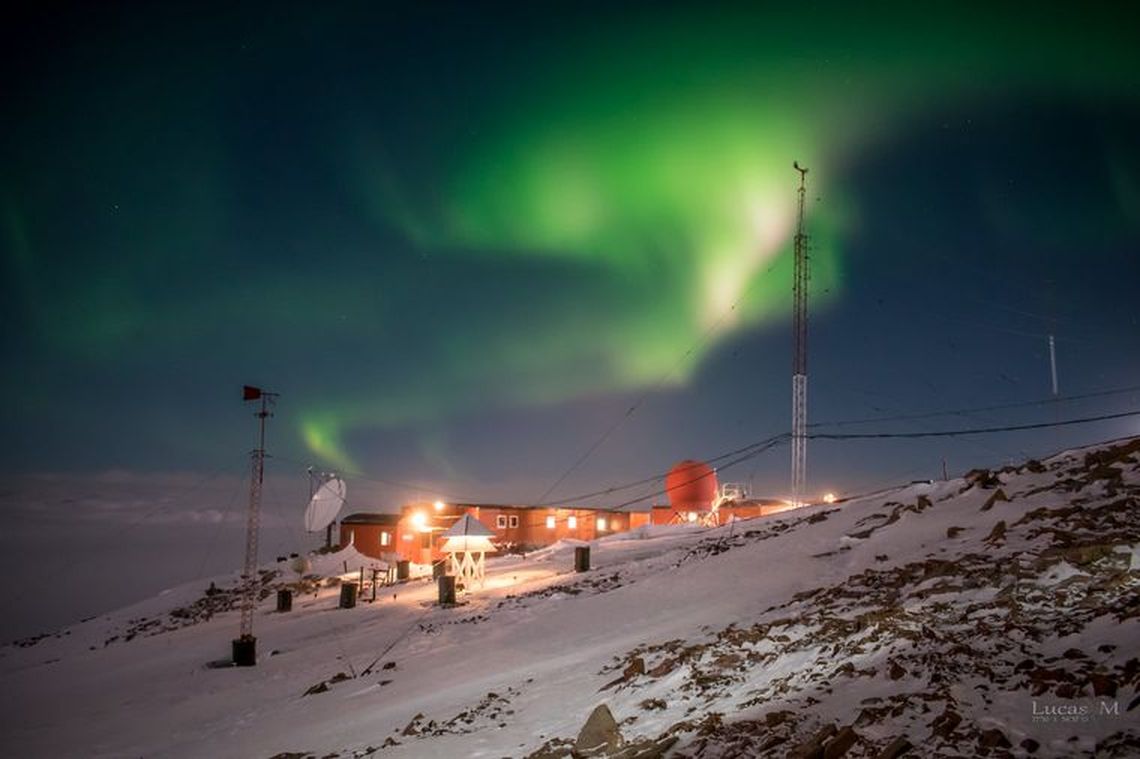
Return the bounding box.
[2,438,1138,758]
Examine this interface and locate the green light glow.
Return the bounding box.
[3,5,1135,472]
[306,6,1138,467]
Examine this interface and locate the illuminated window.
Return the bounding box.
[497,514,507,529]
[568,516,577,529]
[546,516,556,529]
[508,515,519,528]
[596,517,607,531]
[402,532,412,542]
[381,531,391,547]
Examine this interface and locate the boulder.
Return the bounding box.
[575,704,623,756]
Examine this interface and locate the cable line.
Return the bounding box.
[807,409,1140,440]
[807,383,1140,429]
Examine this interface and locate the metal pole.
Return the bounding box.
[1048,335,1058,396]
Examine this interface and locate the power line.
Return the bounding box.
[807,409,1140,441]
[534,432,791,507]
[603,436,790,511]
[808,383,1140,429]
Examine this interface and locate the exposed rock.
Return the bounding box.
[966,468,1002,489]
[876,736,912,758]
[985,520,1007,544]
[401,713,424,736]
[1090,673,1119,697]
[1020,737,1040,753]
[930,708,961,738]
[978,728,1011,749]
[823,725,859,758]
[791,723,836,758]
[575,704,623,756]
[981,488,1009,512]
[608,735,677,759]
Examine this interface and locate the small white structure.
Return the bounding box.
[439,513,497,590]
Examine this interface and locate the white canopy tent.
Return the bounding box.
[439,513,497,590]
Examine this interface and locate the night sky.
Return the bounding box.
[4,2,1140,518]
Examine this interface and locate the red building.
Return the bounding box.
[341,497,803,564]
[338,512,401,560]
[389,501,652,565]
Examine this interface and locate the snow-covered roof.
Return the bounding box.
[440,534,497,553]
[441,513,495,538]
[340,512,400,525]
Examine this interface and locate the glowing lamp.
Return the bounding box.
[411,511,427,530]
[823,492,837,504]
[433,500,445,511]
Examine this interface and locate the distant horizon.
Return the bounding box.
[5,425,1136,642]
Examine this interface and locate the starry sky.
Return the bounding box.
[3,1,1140,514]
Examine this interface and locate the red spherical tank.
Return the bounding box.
[665,460,718,511]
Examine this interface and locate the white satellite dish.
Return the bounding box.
[304,476,345,532]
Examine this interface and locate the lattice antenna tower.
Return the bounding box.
[233,384,277,666]
[791,162,810,506]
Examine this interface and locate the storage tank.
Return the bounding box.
[665,460,718,511]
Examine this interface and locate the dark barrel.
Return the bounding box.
[437,575,456,605]
[574,545,590,572]
[339,582,358,609]
[232,635,256,666]
[276,589,293,612]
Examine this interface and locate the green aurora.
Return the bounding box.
[305,6,1137,469]
[2,5,1137,472]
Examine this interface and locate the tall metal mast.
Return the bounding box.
[234,384,277,666]
[791,162,810,506]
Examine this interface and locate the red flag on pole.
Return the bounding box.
[243,385,262,401]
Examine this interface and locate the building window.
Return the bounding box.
[497,514,508,529]
[568,516,577,529]
[596,517,607,531]
[381,531,391,547]
[402,533,413,542]
[508,515,519,528]
[546,515,556,529]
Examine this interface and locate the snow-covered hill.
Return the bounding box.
[2,438,1138,758]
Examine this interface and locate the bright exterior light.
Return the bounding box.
[546,515,555,529]
[568,516,577,529]
[433,500,445,511]
[687,511,698,523]
[823,492,837,504]
[596,517,606,531]
[411,511,427,530]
